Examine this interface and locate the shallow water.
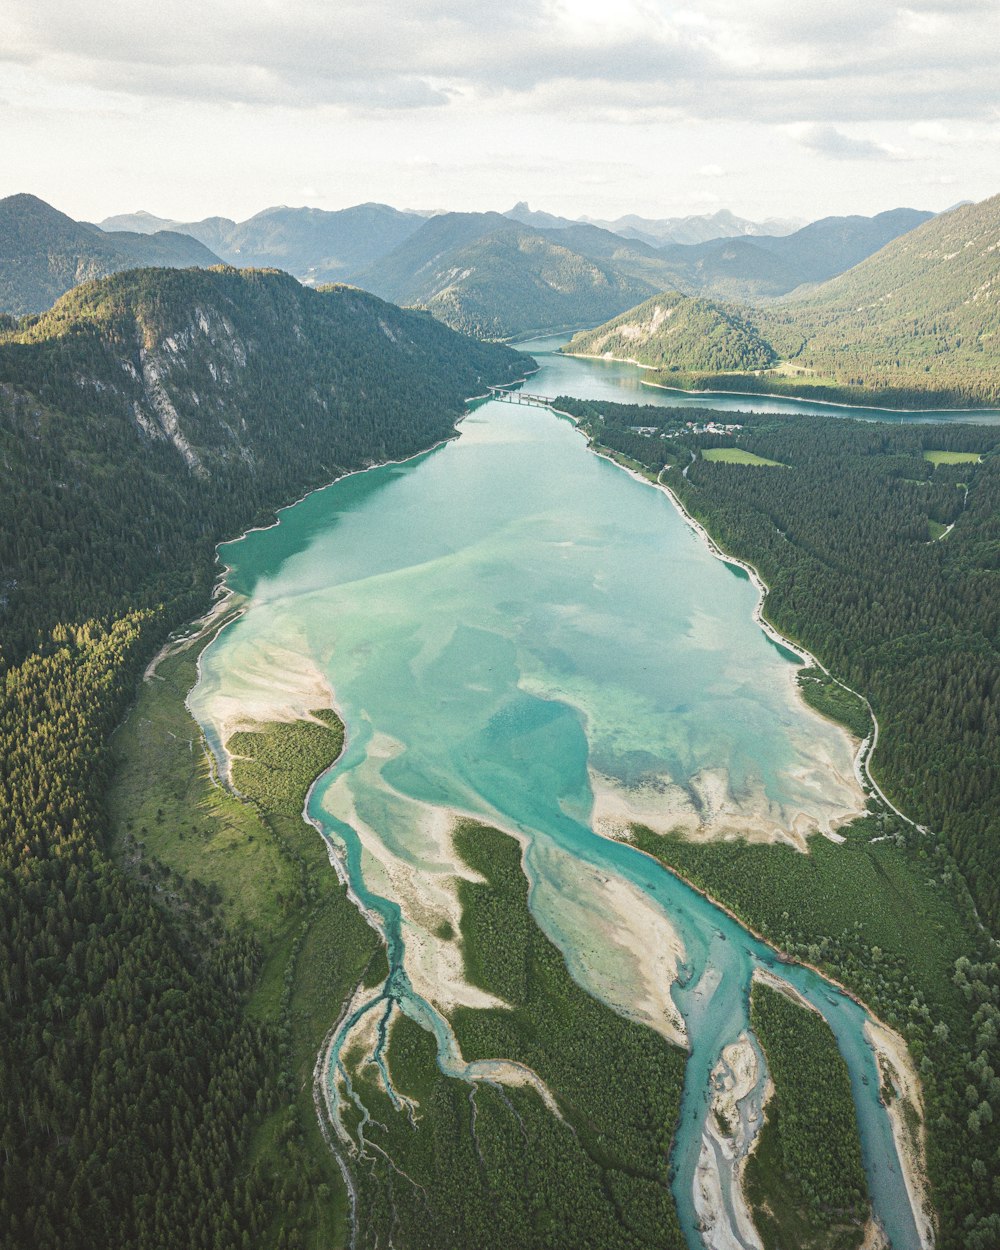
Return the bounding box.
[190,340,924,1248]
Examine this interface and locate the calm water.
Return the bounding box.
[526,330,1000,426]
[190,338,926,1249]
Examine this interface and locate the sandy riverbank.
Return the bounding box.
[694,1032,767,1250]
[315,742,689,1044]
[865,1019,935,1249]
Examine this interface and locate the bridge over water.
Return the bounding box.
[486,386,554,408]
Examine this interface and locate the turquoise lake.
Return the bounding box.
[189,335,938,1249]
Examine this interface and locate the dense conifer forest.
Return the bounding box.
[570,194,1000,407]
[0,266,529,1248]
[573,395,1000,1248]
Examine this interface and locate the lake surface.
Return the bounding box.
[526,330,1000,426]
[190,336,926,1249]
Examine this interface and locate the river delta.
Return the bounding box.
[188,335,942,1249]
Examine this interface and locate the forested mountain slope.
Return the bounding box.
[747,194,1000,399]
[651,207,932,300]
[570,194,1000,406]
[355,211,680,338]
[564,290,775,372]
[101,202,425,286]
[0,265,529,1250]
[0,194,221,315]
[0,265,528,661]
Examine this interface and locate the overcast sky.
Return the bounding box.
[3,0,999,225]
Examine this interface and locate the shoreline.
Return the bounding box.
[553,399,921,836]
[187,377,931,1245]
[551,339,997,415]
[640,376,1000,417]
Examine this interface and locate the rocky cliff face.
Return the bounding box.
[0,265,532,656]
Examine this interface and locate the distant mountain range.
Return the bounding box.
[581,207,807,247]
[0,193,941,342]
[650,208,934,300]
[0,193,221,315]
[99,203,425,287]
[566,194,1000,406]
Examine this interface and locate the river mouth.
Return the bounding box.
[188,341,925,1249]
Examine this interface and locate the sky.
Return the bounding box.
[2,0,999,226]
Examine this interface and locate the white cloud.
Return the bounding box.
[3,0,999,123]
[793,125,905,162]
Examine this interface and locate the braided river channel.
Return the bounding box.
[185,334,979,1249]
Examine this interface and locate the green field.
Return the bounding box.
[108,644,383,1249]
[702,447,784,466]
[923,450,982,465]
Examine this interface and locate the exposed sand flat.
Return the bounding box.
[318,742,509,1017]
[462,1058,566,1121]
[524,835,687,1045]
[865,1020,935,1249]
[752,966,821,1012]
[694,1033,765,1250]
[206,635,336,748]
[591,749,866,851]
[311,724,689,1043]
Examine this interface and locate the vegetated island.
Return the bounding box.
[556,392,1000,1250]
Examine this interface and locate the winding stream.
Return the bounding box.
[187,335,954,1248]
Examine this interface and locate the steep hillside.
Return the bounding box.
[571,195,1000,407]
[0,194,221,315]
[750,195,1000,400]
[356,211,682,338]
[100,202,424,285]
[564,291,774,372]
[0,265,530,658]
[651,208,932,300]
[0,263,530,1250]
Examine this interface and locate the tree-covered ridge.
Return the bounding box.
[356,210,705,339]
[564,290,776,372]
[569,193,1000,405]
[0,193,222,316]
[743,194,1000,401]
[0,265,531,661]
[0,264,531,1248]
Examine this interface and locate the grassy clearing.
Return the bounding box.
[923,450,981,466]
[928,519,951,541]
[108,646,382,1250]
[702,447,784,466]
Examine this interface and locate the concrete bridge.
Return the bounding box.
[486,386,554,408]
